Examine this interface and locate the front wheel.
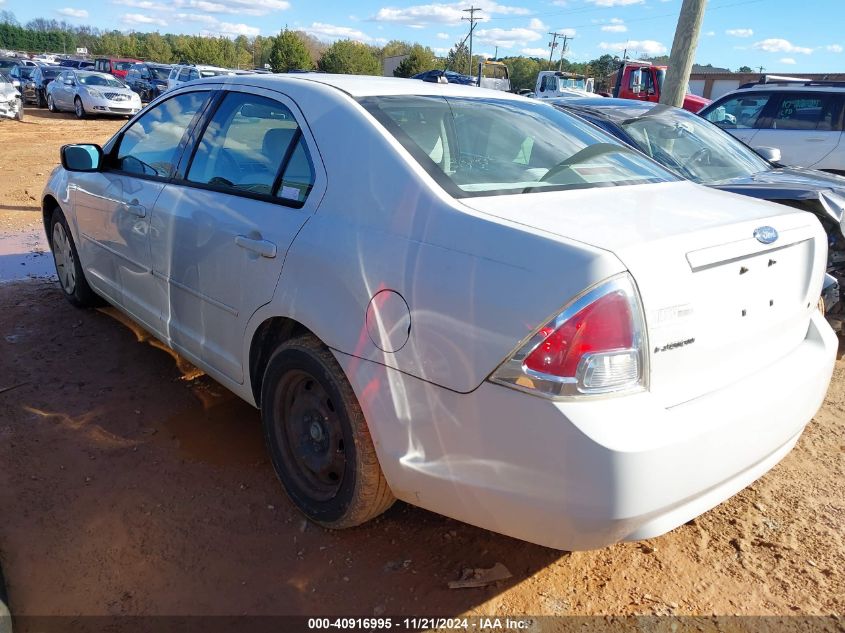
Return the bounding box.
[74,97,85,119]
[50,209,102,308]
[261,334,395,529]
[14,100,23,121]
[47,94,56,112]
[38,90,46,108]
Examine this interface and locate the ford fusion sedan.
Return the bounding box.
[43,75,837,550]
[553,98,845,328]
[46,69,141,118]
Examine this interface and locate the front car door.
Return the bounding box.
[71,90,212,333]
[751,91,844,169]
[149,87,324,383]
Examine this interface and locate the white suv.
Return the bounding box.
[165,63,235,92]
[700,79,845,175]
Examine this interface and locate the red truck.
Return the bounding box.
[93,57,142,80]
[611,60,710,113]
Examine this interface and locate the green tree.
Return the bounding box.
[503,56,541,91]
[142,32,172,62]
[269,28,313,72]
[393,44,436,77]
[446,41,470,74]
[381,39,411,59]
[318,39,380,75]
[737,65,753,73]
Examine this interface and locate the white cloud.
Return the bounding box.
[122,12,167,26]
[521,47,548,56]
[172,0,289,17]
[112,0,170,9]
[372,1,529,26]
[474,27,542,49]
[528,18,546,30]
[175,12,218,24]
[586,0,643,6]
[217,21,259,36]
[779,57,796,65]
[56,7,89,18]
[601,24,627,32]
[436,32,449,39]
[304,21,373,42]
[826,44,843,53]
[752,38,812,54]
[726,28,753,37]
[705,30,715,36]
[599,39,666,55]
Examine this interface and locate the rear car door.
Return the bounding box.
[701,91,772,145]
[71,90,212,333]
[751,91,843,169]
[149,87,324,383]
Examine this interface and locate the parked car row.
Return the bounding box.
[44,73,838,552]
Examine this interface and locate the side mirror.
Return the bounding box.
[631,69,643,94]
[755,146,782,164]
[61,144,103,172]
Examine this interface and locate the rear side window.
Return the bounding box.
[765,92,838,131]
[115,91,209,177]
[186,92,315,204]
[703,92,771,129]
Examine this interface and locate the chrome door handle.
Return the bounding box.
[123,202,146,218]
[235,235,277,258]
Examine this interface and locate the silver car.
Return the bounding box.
[46,69,141,118]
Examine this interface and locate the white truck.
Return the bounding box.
[534,71,595,99]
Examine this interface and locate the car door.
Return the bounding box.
[149,87,324,383]
[750,91,844,169]
[701,91,772,146]
[71,90,213,333]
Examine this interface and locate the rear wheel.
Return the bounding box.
[261,334,394,528]
[50,209,102,308]
[74,97,85,119]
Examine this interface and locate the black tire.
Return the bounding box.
[49,208,103,308]
[74,97,85,119]
[261,334,394,528]
[38,89,46,108]
[47,93,56,112]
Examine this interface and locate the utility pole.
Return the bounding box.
[558,34,572,71]
[660,0,708,107]
[462,6,482,76]
[547,31,558,70]
[758,65,765,74]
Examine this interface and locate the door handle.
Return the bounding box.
[235,235,277,258]
[123,201,146,218]
[805,138,826,142]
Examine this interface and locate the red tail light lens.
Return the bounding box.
[490,274,647,399]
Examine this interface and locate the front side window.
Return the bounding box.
[115,91,209,177]
[115,61,134,71]
[151,66,170,81]
[362,96,672,198]
[188,69,199,81]
[178,68,191,81]
[186,92,314,203]
[703,92,770,129]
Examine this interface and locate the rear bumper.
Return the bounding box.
[337,311,837,550]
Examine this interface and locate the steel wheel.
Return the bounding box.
[274,369,346,500]
[52,221,77,295]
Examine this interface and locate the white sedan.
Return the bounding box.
[42,74,837,550]
[46,69,141,118]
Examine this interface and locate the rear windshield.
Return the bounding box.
[361,95,673,198]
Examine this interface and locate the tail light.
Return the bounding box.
[489,274,648,399]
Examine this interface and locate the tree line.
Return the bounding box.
[1,11,726,92]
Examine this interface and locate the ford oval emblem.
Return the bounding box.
[753,226,778,244]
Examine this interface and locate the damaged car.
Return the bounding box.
[0,72,23,121]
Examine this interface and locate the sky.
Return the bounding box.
[2,0,843,72]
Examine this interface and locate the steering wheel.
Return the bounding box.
[539,143,638,183]
[682,147,711,169]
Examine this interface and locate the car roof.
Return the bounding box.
[198,72,527,100]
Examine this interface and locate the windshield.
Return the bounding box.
[151,66,170,80]
[619,105,770,183]
[114,61,135,71]
[41,69,60,80]
[0,60,17,70]
[361,96,673,198]
[18,66,35,79]
[78,74,124,87]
